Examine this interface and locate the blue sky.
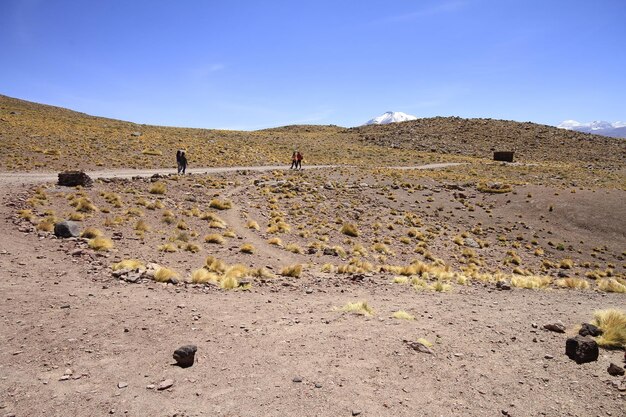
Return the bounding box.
[1,0,624,130]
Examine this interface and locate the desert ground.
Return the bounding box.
[0,96,625,416]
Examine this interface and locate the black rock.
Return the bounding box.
[173,345,197,368]
[58,171,93,187]
[565,335,599,364]
[607,363,625,376]
[578,323,603,337]
[54,220,80,238]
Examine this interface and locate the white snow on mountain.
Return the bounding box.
[557,120,626,138]
[364,111,417,125]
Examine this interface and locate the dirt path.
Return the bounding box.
[0,163,464,185]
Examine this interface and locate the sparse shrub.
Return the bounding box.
[477,183,512,193]
[340,223,359,237]
[280,264,302,277]
[240,243,255,254]
[142,149,163,156]
[81,227,103,239]
[204,234,225,244]
[209,198,232,210]
[74,197,97,213]
[185,243,201,253]
[597,278,626,293]
[591,309,626,348]
[268,237,283,246]
[510,276,551,289]
[36,220,54,232]
[393,276,409,284]
[88,237,114,251]
[220,275,239,289]
[429,281,452,292]
[341,301,374,316]
[158,243,178,252]
[69,212,85,221]
[555,278,589,289]
[247,220,260,230]
[285,243,303,254]
[190,268,216,284]
[559,258,574,269]
[149,182,167,195]
[112,259,145,271]
[154,266,178,282]
[134,220,150,232]
[392,310,415,320]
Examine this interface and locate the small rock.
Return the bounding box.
[352,410,362,416]
[305,288,313,294]
[565,335,599,364]
[292,376,303,383]
[117,382,128,389]
[315,383,322,388]
[146,384,156,390]
[157,379,174,390]
[578,323,603,337]
[54,221,81,238]
[173,345,197,368]
[543,322,566,333]
[544,354,554,359]
[607,363,625,376]
[464,238,480,248]
[404,340,434,355]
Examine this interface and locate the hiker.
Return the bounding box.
[177,149,188,174]
[290,151,298,169]
[296,151,303,170]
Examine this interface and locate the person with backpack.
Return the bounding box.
[176,149,188,174]
[290,151,298,169]
[296,151,303,170]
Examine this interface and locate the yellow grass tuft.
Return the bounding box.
[597,278,626,293]
[268,237,283,246]
[81,227,103,239]
[158,243,178,253]
[286,243,303,254]
[149,182,167,195]
[88,237,114,251]
[393,276,409,284]
[341,301,374,316]
[189,268,217,284]
[74,197,98,213]
[592,309,626,348]
[69,212,85,221]
[510,275,551,289]
[111,259,144,271]
[220,275,239,289]
[559,258,574,269]
[247,220,260,230]
[280,264,302,278]
[134,220,150,232]
[392,310,415,320]
[555,277,589,290]
[209,198,232,210]
[340,223,359,237]
[141,149,162,156]
[154,266,178,282]
[477,183,513,193]
[185,243,201,253]
[240,243,255,254]
[429,281,452,292]
[204,234,225,244]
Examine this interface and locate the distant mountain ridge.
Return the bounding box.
[557,120,626,138]
[364,111,417,125]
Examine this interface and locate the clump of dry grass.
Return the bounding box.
[597,278,626,293]
[286,243,303,254]
[280,264,302,277]
[189,268,217,284]
[392,310,415,320]
[559,258,574,269]
[429,281,452,292]
[184,243,201,253]
[510,275,551,289]
[81,227,103,239]
[73,197,98,213]
[247,220,260,230]
[142,149,162,156]
[209,198,232,210]
[240,243,255,254]
[134,220,150,232]
[204,234,225,244]
[88,237,114,251]
[555,277,589,290]
[340,223,359,237]
[591,309,626,348]
[477,183,513,193]
[111,259,145,271]
[158,243,178,252]
[69,212,85,221]
[36,219,55,232]
[149,182,167,194]
[154,266,178,282]
[341,301,374,316]
[268,237,283,246]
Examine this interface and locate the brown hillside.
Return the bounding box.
[355,117,625,167]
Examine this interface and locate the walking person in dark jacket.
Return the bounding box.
[176,149,188,174]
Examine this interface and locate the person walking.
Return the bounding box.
[296,151,303,170]
[290,151,298,169]
[177,149,188,174]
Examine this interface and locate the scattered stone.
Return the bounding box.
[131,131,142,137]
[117,382,128,389]
[157,379,174,390]
[565,335,599,364]
[543,322,566,333]
[54,220,80,238]
[607,363,625,376]
[403,339,434,355]
[315,383,322,388]
[58,170,93,187]
[292,376,303,383]
[544,354,554,359]
[173,345,197,368]
[496,281,511,291]
[323,182,334,190]
[146,384,156,390]
[305,288,313,294]
[578,323,603,337]
[123,272,142,283]
[352,410,362,416]
[464,238,480,248]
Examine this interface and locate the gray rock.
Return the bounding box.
[58,171,93,187]
[404,339,434,355]
[464,238,480,248]
[565,335,598,364]
[607,363,625,376]
[543,322,566,333]
[292,376,303,383]
[54,221,80,238]
[173,345,197,368]
[157,379,174,390]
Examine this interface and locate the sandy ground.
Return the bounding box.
[1,166,625,417]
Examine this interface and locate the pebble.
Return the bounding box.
[157,379,174,390]
[292,376,303,383]
[544,354,554,360]
[352,410,362,416]
[117,382,128,389]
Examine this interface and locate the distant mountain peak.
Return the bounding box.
[557,120,626,138]
[365,111,417,125]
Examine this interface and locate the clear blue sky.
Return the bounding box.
[1,0,625,130]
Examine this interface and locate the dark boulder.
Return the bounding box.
[58,171,93,187]
[173,345,197,368]
[578,323,603,337]
[607,363,625,377]
[54,220,80,238]
[565,335,599,364]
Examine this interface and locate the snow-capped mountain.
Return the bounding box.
[364,111,417,125]
[557,120,626,138]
